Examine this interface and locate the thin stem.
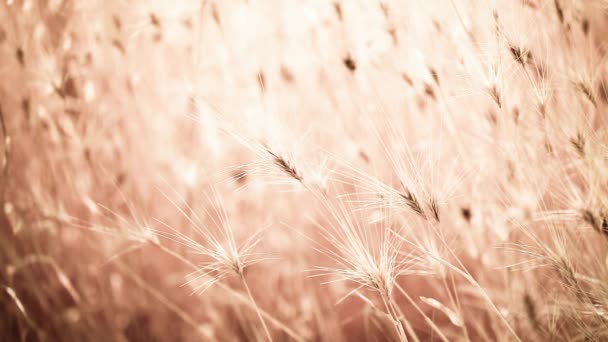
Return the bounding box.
[388,292,420,342]
[4,285,46,340]
[114,262,207,338]
[395,283,449,342]
[392,231,521,341]
[444,273,470,341]
[0,104,9,182]
[152,243,306,340]
[240,273,273,342]
[428,253,520,341]
[380,290,408,342]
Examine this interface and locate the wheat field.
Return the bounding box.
[1,0,608,341]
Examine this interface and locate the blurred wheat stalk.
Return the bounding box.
[1,0,608,341]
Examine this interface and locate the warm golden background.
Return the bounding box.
[1,0,608,341]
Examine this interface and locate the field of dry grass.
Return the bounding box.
[2,0,608,341]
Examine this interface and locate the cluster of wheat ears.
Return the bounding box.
[1,0,608,341]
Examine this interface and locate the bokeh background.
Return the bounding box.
[1,0,608,341]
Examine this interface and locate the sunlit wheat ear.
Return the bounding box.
[207,111,327,193]
[189,97,307,187]
[444,16,508,110]
[493,8,553,106]
[307,196,425,342]
[568,75,598,109]
[334,164,426,218]
[80,203,158,244]
[150,185,265,293]
[332,156,435,222]
[509,226,608,327]
[237,142,307,189]
[393,108,468,216]
[68,162,155,239]
[217,143,322,196]
[533,128,608,236]
[310,216,415,298]
[333,124,467,223]
[153,184,274,341]
[563,47,608,110]
[72,193,160,266]
[499,222,595,293]
[68,202,160,266]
